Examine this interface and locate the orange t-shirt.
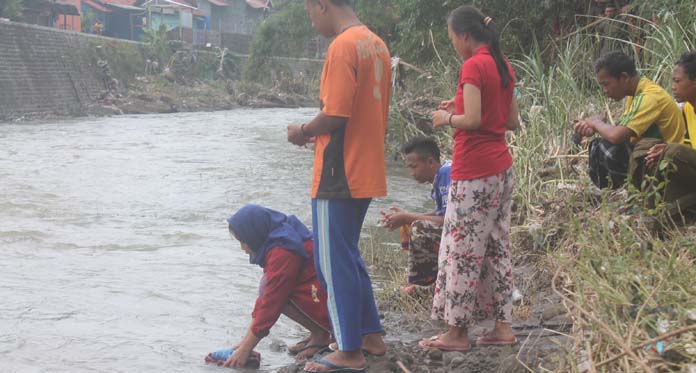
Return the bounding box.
[310,26,391,199]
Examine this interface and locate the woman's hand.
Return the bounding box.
[224,346,250,368]
[432,110,451,129]
[438,99,456,113]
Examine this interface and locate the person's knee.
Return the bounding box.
[664,143,680,158]
[411,219,427,233]
[633,138,660,154]
[664,143,692,162]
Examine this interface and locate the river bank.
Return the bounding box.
[0,20,322,123]
[270,223,574,373]
[2,77,316,122]
[277,289,571,373]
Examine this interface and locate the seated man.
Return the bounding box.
[642,52,696,211]
[380,137,450,295]
[574,51,685,189]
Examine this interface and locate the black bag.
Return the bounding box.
[588,138,633,189]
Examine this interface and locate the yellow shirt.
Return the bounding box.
[682,101,696,150]
[618,77,685,144]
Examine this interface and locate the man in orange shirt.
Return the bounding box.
[287,0,391,371]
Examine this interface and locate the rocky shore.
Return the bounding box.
[274,306,570,373]
[85,76,316,118]
[1,75,316,123]
[268,251,573,373]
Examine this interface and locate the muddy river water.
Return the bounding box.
[0,109,429,372]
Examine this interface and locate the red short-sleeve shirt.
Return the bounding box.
[452,45,515,180]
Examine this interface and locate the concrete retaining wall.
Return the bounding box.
[0,20,149,119]
[0,20,323,120]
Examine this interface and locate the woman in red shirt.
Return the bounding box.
[420,5,520,352]
[216,205,331,368]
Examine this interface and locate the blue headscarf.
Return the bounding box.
[226,205,312,267]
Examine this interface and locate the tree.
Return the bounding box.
[81,10,96,33]
[243,1,315,82]
[0,0,23,20]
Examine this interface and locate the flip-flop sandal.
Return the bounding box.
[288,337,312,355]
[475,335,518,346]
[327,342,386,357]
[303,357,366,373]
[204,348,261,368]
[294,344,330,360]
[418,335,471,352]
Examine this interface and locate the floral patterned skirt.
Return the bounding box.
[431,168,514,327]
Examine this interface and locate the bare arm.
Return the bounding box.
[588,118,635,144]
[450,84,482,130]
[380,208,444,230]
[287,112,348,146]
[432,84,482,130]
[302,112,348,136]
[416,214,444,226]
[224,323,261,368]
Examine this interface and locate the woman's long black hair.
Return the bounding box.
[448,6,511,88]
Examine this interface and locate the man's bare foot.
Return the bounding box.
[362,333,386,356]
[328,333,386,356]
[303,351,366,372]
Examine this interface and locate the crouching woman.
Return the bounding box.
[219,205,331,368]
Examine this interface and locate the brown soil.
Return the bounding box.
[85,76,315,117]
[275,261,572,372]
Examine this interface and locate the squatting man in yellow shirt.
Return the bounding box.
[574,51,684,190]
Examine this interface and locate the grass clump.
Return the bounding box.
[369,13,696,372]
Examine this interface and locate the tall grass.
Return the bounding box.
[380,14,696,372]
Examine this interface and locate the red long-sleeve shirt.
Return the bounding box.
[250,241,330,338]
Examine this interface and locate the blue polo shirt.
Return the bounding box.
[432,162,451,216]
